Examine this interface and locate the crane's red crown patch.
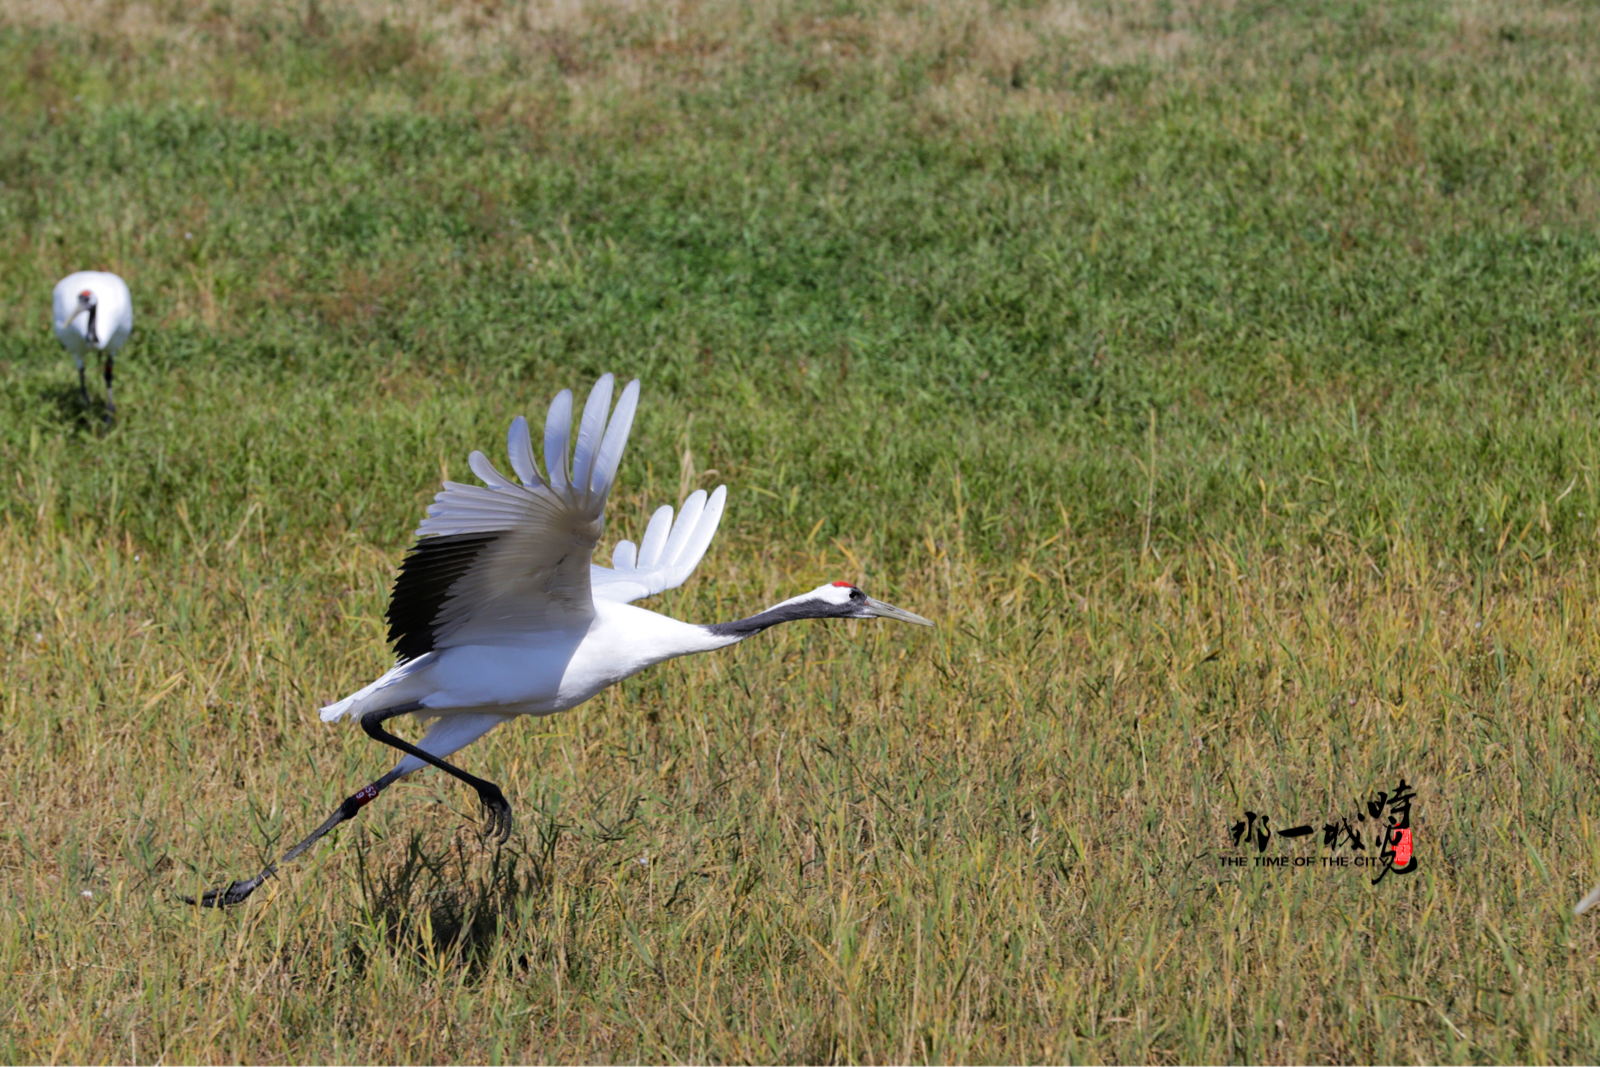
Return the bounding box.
[831,581,853,588]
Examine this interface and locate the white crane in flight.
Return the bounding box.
[194,373,931,906]
[52,271,133,420]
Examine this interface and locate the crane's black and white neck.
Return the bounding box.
[702,581,931,639]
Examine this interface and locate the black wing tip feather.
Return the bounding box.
[386,533,499,663]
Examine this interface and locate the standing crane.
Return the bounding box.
[193,373,931,906]
[52,271,133,420]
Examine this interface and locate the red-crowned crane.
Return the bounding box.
[193,373,931,906]
[53,271,133,419]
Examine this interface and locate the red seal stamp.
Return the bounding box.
[1392,827,1413,866]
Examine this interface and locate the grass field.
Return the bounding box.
[4,0,1600,1060]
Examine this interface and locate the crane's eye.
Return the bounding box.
[849,588,865,601]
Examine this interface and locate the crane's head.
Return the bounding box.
[71,289,100,345]
[784,581,933,626]
[66,289,97,322]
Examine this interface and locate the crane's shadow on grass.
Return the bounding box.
[36,382,111,433]
[349,816,563,978]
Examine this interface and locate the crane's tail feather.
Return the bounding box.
[320,659,431,722]
[319,692,363,722]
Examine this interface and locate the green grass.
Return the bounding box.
[4,0,1600,1060]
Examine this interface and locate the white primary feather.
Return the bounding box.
[662,490,707,565]
[611,540,638,570]
[570,374,614,493]
[637,504,675,567]
[467,450,518,490]
[544,389,573,489]
[506,416,542,488]
[591,379,640,492]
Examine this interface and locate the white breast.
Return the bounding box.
[415,601,729,714]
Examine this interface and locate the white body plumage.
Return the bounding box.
[320,599,739,774]
[52,271,132,367]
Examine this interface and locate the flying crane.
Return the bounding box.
[194,373,931,906]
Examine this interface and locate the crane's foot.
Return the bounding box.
[183,869,273,908]
[478,784,513,844]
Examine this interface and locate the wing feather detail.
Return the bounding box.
[544,390,572,489]
[386,377,639,659]
[662,490,707,565]
[387,533,499,662]
[637,504,675,567]
[468,450,517,490]
[570,374,613,493]
[612,539,638,570]
[506,415,543,489]
[592,379,640,492]
[591,485,728,604]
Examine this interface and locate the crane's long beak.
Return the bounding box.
[864,597,933,626]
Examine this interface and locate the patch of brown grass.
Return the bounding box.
[313,256,421,331]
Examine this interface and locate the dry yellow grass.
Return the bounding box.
[8,471,1600,1059]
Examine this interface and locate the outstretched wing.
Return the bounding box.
[591,485,728,605]
[386,375,640,662]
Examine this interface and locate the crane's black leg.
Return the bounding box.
[186,702,509,909]
[187,765,408,907]
[359,704,513,843]
[77,364,91,409]
[103,353,115,420]
[184,706,427,908]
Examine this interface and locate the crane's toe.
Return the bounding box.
[478,785,513,844]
